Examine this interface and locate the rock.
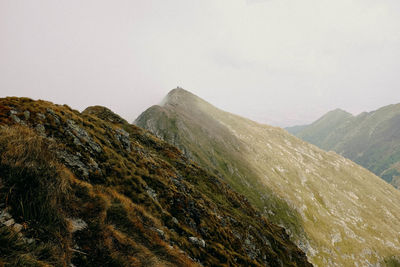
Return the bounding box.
[67,120,102,153]
[10,114,21,123]
[115,128,131,152]
[4,218,15,227]
[67,120,88,139]
[232,230,242,240]
[88,157,101,173]
[57,151,89,178]
[189,236,206,248]
[68,218,88,233]
[172,217,179,224]
[146,187,157,200]
[23,110,30,120]
[25,238,35,244]
[13,223,23,232]
[46,108,60,124]
[35,124,46,136]
[36,113,46,120]
[155,228,165,239]
[0,209,12,223]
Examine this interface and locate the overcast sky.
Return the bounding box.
[1,0,400,126]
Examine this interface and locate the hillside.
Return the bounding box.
[287,104,400,188]
[136,88,400,266]
[286,109,352,148]
[0,97,311,266]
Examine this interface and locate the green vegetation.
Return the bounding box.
[136,88,400,266]
[0,97,310,266]
[287,104,400,189]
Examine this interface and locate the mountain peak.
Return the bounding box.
[168,87,191,96]
[328,108,351,116]
[315,108,353,123]
[160,88,209,110]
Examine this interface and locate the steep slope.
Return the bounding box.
[0,97,311,266]
[136,88,400,266]
[287,104,400,188]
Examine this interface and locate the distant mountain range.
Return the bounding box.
[286,104,400,189]
[136,88,400,266]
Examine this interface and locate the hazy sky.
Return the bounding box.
[1,0,400,126]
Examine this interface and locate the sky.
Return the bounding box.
[1,0,400,127]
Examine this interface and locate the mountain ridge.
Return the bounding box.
[136,88,400,266]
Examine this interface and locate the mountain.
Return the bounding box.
[0,97,311,266]
[286,109,353,148]
[136,88,400,266]
[287,104,400,188]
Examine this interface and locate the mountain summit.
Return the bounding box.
[161,87,201,106]
[136,88,400,266]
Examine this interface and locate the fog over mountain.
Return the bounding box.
[2,0,400,126]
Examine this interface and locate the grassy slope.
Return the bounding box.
[0,97,310,267]
[136,88,400,266]
[288,104,400,187]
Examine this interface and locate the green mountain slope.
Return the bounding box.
[286,109,352,148]
[287,104,400,188]
[0,97,311,266]
[136,88,400,266]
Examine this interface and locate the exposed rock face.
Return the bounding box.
[115,128,131,152]
[136,88,400,266]
[66,119,103,154]
[0,97,311,267]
